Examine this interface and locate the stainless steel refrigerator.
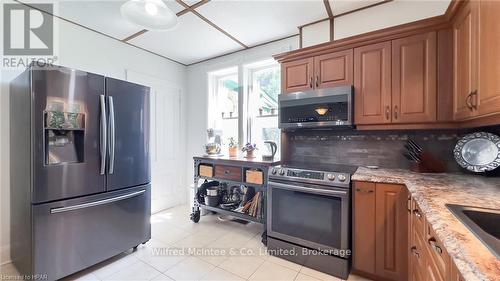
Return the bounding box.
[10,65,151,280]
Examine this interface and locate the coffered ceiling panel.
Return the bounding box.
[329,0,386,16]
[197,0,327,46]
[129,12,243,64]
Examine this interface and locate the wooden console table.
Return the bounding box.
[191,155,280,243]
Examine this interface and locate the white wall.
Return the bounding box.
[302,19,331,48]
[184,36,299,189]
[0,10,187,264]
[334,0,451,40]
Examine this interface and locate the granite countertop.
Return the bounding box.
[353,167,500,281]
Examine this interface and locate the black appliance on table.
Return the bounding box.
[267,163,357,280]
[10,65,151,281]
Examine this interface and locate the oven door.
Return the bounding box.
[267,180,350,253]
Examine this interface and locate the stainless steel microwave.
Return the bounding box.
[278,85,354,130]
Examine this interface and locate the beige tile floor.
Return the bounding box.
[0,205,372,281]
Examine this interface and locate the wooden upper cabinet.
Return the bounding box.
[354,41,392,125]
[281,50,354,94]
[477,0,500,117]
[314,49,353,89]
[375,183,408,281]
[453,0,478,120]
[392,32,437,123]
[281,58,314,93]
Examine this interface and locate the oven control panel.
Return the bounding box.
[269,166,350,186]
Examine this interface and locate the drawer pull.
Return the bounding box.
[224,170,230,175]
[428,238,443,254]
[413,209,422,218]
[356,188,374,193]
[411,246,420,259]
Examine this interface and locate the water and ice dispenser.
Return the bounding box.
[44,102,85,165]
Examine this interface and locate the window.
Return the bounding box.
[208,60,281,156]
[246,60,281,155]
[209,67,239,143]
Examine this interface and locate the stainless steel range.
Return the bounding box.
[266,164,357,280]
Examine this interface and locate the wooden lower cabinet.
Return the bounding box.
[409,199,456,281]
[375,183,409,280]
[353,181,376,274]
[353,182,408,281]
[354,182,466,281]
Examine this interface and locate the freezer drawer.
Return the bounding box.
[32,184,151,280]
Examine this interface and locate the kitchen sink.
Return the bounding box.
[446,204,500,259]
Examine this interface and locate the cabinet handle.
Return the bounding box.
[385,106,390,120]
[413,209,422,218]
[470,90,478,109]
[309,77,313,88]
[407,197,412,212]
[224,170,230,175]
[411,246,420,259]
[394,105,398,120]
[466,92,473,110]
[355,188,374,193]
[315,76,319,87]
[428,238,443,254]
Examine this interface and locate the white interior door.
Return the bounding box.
[126,70,184,213]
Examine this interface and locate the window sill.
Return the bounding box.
[256,114,278,118]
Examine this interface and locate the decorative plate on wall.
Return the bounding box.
[454,132,500,172]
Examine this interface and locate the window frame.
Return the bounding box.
[208,60,281,148]
[244,60,280,145]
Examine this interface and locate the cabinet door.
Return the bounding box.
[424,252,446,281]
[353,182,376,275]
[314,49,353,89]
[392,32,437,123]
[477,0,500,116]
[281,58,314,93]
[354,42,392,124]
[410,231,427,281]
[375,183,408,281]
[453,0,478,120]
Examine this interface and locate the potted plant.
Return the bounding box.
[270,108,276,115]
[242,143,258,158]
[228,137,238,157]
[259,108,263,116]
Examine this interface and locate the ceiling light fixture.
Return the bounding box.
[121,0,178,31]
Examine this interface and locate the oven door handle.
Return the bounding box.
[269,181,348,197]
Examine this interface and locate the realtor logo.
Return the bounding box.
[3,3,53,56]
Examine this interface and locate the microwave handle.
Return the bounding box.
[269,181,348,197]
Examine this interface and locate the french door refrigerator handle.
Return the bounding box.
[108,96,115,174]
[50,190,145,214]
[99,95,107,175]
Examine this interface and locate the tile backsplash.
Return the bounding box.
[284,126,500,175]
